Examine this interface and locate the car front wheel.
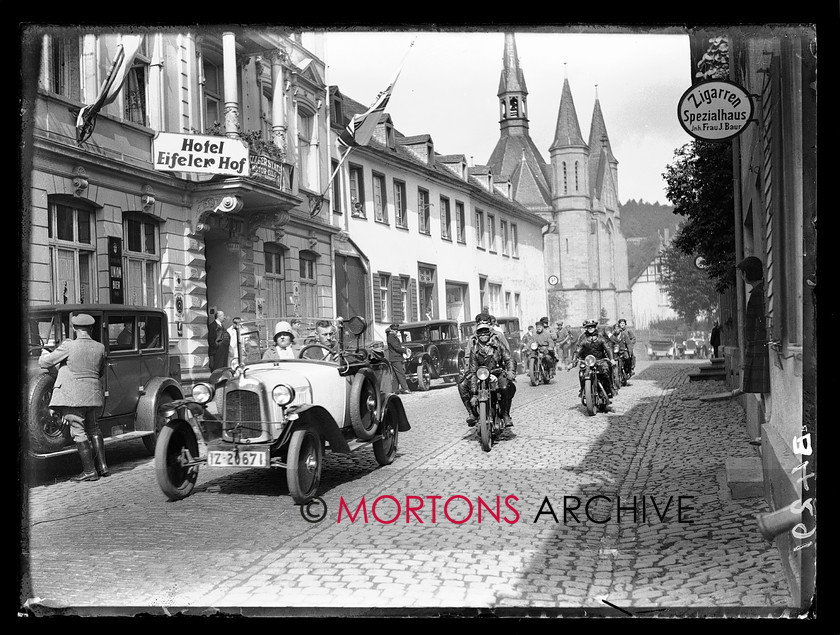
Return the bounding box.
[28,373,70,454]
[416,360,432,391]
[143,393,174,455]
[155,421,199,501]
[286,428,323,505]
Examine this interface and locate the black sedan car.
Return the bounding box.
[395,320,466,390]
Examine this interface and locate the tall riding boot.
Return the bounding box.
[90,434,110,477]
[73,440,100,482]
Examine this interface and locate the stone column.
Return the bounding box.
[222,31,241,138]
[270,50,288,158]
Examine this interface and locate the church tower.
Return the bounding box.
[486,32,633,327]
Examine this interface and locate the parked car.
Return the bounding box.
[646,336,677,360]
[682,331,709,359]
[460,316,524,373]
[395,320,466,390]
[26,304,185,457]
[154,316,411,504]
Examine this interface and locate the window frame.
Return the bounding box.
[48,199,96,305]
[394,179,408,228]
[122,211,161,308]
[418,188,431,235]
[349,164,366,218]
[440,196,451,241]
[487,214,497,253]
[373,171,388,224]
[455,201,466,244]
[475,209,485,249]
[511,223,519,257]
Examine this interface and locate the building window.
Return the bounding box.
[440,196,451,240]
[418,265,436,319]
[505,291,511,315]
[202,57,222,131]
[377,273,390,323]
[455,201,466,243]
[501,220,509,255]
[265,245,287,319]
[331,160,341,214]
[511,223,519,257]
[658,287,670,307]
[298,252,317,317]
[373,172,388,223]
[475,210,485,249]
[260,85,274,140]
[349,164,366,218]
[574,161,580,192]
[488,214,497,253]
[418,188,431,235]
[44,34,80,100]
[563,162,568,194]
[297,109,315,191]
[394,180,407,228]
[514,292,521,318]
[48,200,95,304]
[123,212,160,307]
[124,36,149,126]
[488,283,502,316]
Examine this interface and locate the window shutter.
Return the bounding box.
[373,274,382,322]
[409,278,418,322]
[391,276,403,322]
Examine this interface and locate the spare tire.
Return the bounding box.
[349,369,381,441]
[28,374,71,454]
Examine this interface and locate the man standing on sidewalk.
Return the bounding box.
[39,313,109,482]
[734,256,770,395]
[386,323,411,395]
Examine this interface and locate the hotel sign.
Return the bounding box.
[153,132,249,176]
[677,79,753,142]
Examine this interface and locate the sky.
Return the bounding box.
[321,27,695,205]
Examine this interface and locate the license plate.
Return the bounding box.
[208,448,269,468]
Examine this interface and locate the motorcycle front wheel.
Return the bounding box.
[528,358,538,386]
[584,377,596,416]
[479,400,492,452]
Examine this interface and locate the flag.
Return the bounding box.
[336,81,395,150]
[76,35,144,144]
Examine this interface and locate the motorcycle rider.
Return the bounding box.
[459,312,503,426]
[531,319,557,374]
[617,318,637,376]
[468,320,516,428]
[568,319,616,401]
[608,323,631,383]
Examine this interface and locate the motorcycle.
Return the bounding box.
[573,354,611,415]
[474,365,505,452]
[612,343,629,390]
[527,342,555,386]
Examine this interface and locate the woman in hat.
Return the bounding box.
[263,321,297,360]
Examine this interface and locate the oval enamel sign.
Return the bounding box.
[677,79,753,142]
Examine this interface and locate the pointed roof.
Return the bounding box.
[487,135,552,209]
[497,32,528,96]
[588,99,618,200]
[588,98,617,163]
[550,78,587,150]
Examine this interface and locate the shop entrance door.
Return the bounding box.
[335,255,368,322]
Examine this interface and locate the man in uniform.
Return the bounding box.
[386,322,411,394]
[569,319,616,400]
[617,318,636,376]
[531,319,557,371]
[458,313,501,426]
[555,320,572,365]
[39,313,109,482]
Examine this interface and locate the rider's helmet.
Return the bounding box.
[618,318,627,327]
[583,319,598,330]
[476,322,493,337]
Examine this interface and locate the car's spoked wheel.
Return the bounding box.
[373,407,398,466]
[143,393,174,455]
[478,400,491,452]
[155,421,199,501]
[28,374,70,454]
[417,360,432,391]
[287,428,323,505]
[349,370,380,441]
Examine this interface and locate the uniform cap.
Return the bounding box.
[71,313,95,326]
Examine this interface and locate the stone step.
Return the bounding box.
[725,456,764,499]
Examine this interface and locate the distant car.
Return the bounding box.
[395,319,466,390]
[647,337,677,360]
[154,316,410,505]
[460,316,524,373]
[26,304,185,457]
[682,332,709,359]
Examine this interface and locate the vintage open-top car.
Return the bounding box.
[395,319,465,391]
[154,316,411,505]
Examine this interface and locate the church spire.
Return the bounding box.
[588,95,616,163]
[550,77,586,150]
[497,32,529,136]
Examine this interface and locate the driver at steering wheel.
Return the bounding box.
[300,320,339,361]
[468,320,516,429]
[568,319,615,399]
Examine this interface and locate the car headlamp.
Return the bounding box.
[272,384,296,406]
[192,382,214,404]
[476,366,490,381]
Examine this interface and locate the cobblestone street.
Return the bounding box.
[21,360,794,616]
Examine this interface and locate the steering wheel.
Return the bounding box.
[298,344,336,361]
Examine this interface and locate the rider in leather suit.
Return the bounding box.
[531,320,557,370]
[569,319,616,399]
[459,313,504,426]
[617,318,636,376]
[468,321,516,428]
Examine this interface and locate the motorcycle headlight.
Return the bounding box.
[530,342,538,350]
[476,366,490,381]
[272,384,296,406]
[584,354,597,367]
[192,382,214,404]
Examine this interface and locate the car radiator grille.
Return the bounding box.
[223,390,264,439]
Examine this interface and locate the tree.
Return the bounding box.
[662,140,736,292]
[659,242,719,323]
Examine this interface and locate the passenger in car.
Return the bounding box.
[263,321,296,360]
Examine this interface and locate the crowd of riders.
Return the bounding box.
[458,312,638,426]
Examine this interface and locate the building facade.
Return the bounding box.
[325,91,548,344]
[689,27,815,608]
[24,28,341,384]
[485,33,633,328]
[627,230,680,330]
